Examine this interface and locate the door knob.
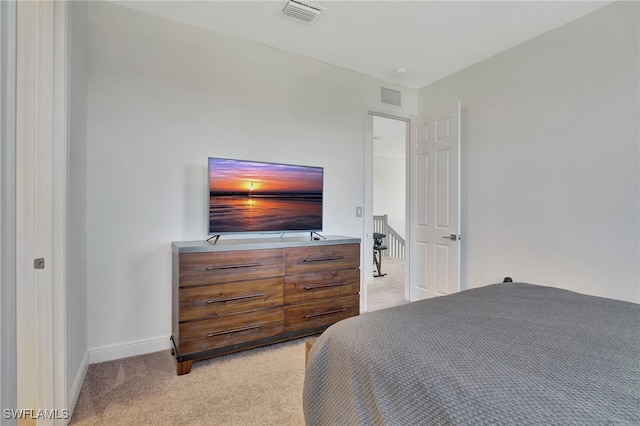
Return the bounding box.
[442,234,458,241]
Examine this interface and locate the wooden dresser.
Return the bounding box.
[171,236,360,375]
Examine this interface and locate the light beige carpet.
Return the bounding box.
[367,257,409,311]
[70,338,307,426]
[71,263,408,426]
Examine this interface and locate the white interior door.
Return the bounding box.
[408,103,461,301]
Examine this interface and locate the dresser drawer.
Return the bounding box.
[284,294,359,333]
[179,277,283,322]
[284,269,359,304]
[178,308,283,355]
[284,244,359,275]
[179,249,283,287]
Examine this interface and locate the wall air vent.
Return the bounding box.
[381,87,402,107]
[282,0,323,24]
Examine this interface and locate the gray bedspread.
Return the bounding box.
[303,283,640,425]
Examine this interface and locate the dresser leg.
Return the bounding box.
[176,359,192,375]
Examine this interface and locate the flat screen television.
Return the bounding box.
[208,157,323,236]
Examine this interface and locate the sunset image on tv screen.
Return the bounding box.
[208,157,323,234]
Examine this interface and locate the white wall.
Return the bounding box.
[373,116,406,240]
[373,156,405,239]
[418,1,639,302]
[84,2,417,356]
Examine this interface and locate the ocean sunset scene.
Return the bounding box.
[208,157,323,234]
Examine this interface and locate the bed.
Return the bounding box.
[303,282,640,425]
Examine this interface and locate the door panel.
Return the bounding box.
[417,153,429,226]
[435,149,451,228]
[415,242,429,293]
[435,243,451,294]
[409,103,461,301]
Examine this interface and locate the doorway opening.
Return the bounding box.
[366,114,410,311]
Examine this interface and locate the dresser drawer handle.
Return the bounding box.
[302,281,348,290]
[207,323,264,337]
[206,292,265,304]
[303,256,344,263]
[304,308,347,319]
[205,263,262,271]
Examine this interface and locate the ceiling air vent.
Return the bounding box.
[282,0,322,24]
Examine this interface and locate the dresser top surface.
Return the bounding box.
[173,235,360,254]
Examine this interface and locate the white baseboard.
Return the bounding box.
[67,350,89,424]
[88,335,171,364]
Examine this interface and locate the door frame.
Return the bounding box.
[363,108,412,312]
[1,0,18,419]
[15,0,68,421]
